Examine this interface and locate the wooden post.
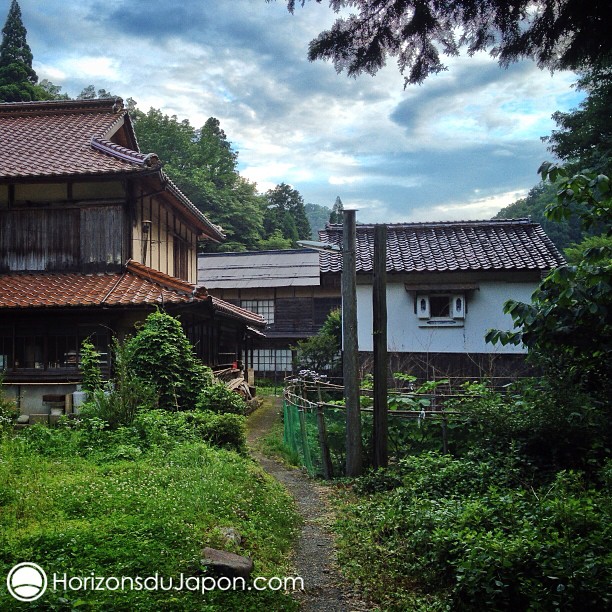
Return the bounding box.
[373,224,388,468]
[342,209,363,477]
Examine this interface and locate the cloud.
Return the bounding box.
[408,189,530,222]
[18,0,584,226]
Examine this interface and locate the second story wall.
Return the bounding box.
[131,189,198,284]
[0,180,200,282]
[0,181,128,273]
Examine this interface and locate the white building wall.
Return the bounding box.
[355,281,536,354]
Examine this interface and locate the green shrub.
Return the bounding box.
[196,380,247,415]
[133,410,197,449]
[333,458,612,611]
[451,379,610,478]
[186,410,246,453]
[124,311,213,411]
[79,338,103,395]
[79,338,157,429]
[131,409,246,453]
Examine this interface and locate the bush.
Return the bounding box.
[133,410,197,449]
[124,311,213,411]
[186,410,246,453]
[79,338,103,395]
[132,409,246,453]
[334,458,612,611]
[451,379,610,478]
[196,380,247,415]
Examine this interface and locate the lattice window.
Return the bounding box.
[241,299,275,324]
[250,349,292,372]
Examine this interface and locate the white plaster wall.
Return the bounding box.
[3,383,77,415]
[356,281,536,354]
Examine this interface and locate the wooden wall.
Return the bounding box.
[0,205,125,272]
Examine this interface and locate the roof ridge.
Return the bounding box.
[91,137,160,167]
[0,97,124,117]
[326,218,533,230]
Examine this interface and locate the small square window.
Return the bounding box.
[430,295,450,318]
[416,294,465,326]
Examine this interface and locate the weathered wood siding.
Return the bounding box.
[0,205,124,272]
[275,297,314,333]
[80,206,124,268]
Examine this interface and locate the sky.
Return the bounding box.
[17,0,584,224]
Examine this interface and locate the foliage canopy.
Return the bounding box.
[487,164,611,400]
[131,108,312,251]
[544,61,612,175]
[282,0,612,86]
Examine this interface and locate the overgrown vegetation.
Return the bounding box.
[323,373,612,610]
[0,425,299,610]
[0,311,300,609]
[337,451,611,611]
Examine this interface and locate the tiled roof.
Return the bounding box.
[318,219,565,273]
[0,260,265,327]
[0,98,151,178]
[210,296,268,326]
[0,99,225,242]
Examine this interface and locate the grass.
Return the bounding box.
[247,393,299,467]
[258,421,300,467]
[0,427,300,611]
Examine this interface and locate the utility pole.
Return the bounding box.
[373,224,388,468]
[342,209,363,477]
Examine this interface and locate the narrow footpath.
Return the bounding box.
[246,396,371,612]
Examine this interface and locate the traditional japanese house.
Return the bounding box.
[0,98,264,413]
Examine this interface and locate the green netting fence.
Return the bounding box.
[282,377,476,478]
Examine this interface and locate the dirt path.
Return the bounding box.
[247,397,371,612]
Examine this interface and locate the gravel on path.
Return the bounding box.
[246,396,372,612]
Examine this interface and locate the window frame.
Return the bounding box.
[415,293,465,327]
[240,299,275,324]
[250,348,292,373]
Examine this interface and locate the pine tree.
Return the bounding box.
[329,196,344,224]
[0,1,35,79]
[0,0,51,102]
